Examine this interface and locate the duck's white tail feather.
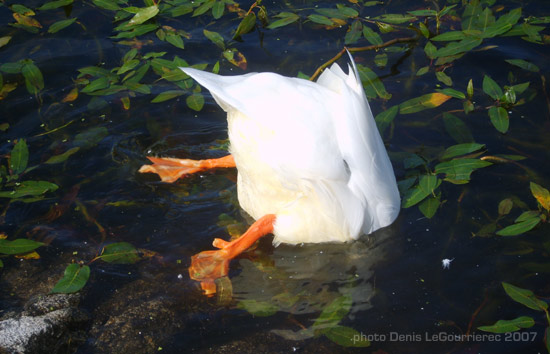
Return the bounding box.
[317,52,400,233]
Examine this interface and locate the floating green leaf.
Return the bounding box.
[505,59,540,72]
[233,13,256,39]
[51,264,90,294]
[237,299,278,317]
[435,88,465,99]
[212,1,224,19]
[488,106,509,134]
[204,29,225,49]
[100,242,140,264]
[92,0,120,10]
[434,37,482,58]
[81,76,110,93]
[10,139,28,175]
[441,143,484,160]
[496,216,541,236]
[38,0,73,11]
[478,316,535,333]
[308,14,334,26]
[0,238,44,255]
[502,282,548,311]
[151,90,185,103]
[267,12,299,29]
[402,175,440,208]
[435,71,453,86]
[186,93,205,111]
[399,93,451,114]
[0,181,59,199]
[483,75,503,100]
[193,0,214,17]
[374,14,416,24]
[431,31,466,41]
[419,195,440,218]
[416,66,429,76]
[435,159,491,183]
[48,18,77,33]
[127,5,158,26]
[165,33,184,49]
[362,26,382,45]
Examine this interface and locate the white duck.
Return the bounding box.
[140,52,400,295]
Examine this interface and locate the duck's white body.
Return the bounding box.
[181,56,400,245]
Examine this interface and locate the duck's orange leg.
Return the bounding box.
[189,214,276,295]
[139,155,235,183]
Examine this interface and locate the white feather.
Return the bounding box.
[180,53,399,245]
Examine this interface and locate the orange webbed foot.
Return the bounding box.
[139,155,235,183]
[188,214,276,296]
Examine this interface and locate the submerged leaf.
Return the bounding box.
[324,326,370,347]
[51,264,90,293]
[313,295,352,331]
[10,139,29,175]
[22,62,44,95]
[375,105,398,135]
[45,147,80,164]
[357,65,391,100]
[237,299,278,317]
[443,113,474,143]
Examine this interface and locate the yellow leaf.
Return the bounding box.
[121,96,130,110]
[13,13,42,28]
[530,182,550,212]
[15,251,40,260]
[428,92,452,107]
[0,83,17,100]
[61,87,79,103]
[0,233,7,240]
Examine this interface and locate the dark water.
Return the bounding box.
[1,0,549,353]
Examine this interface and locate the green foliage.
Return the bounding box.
[51,263,90,294]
